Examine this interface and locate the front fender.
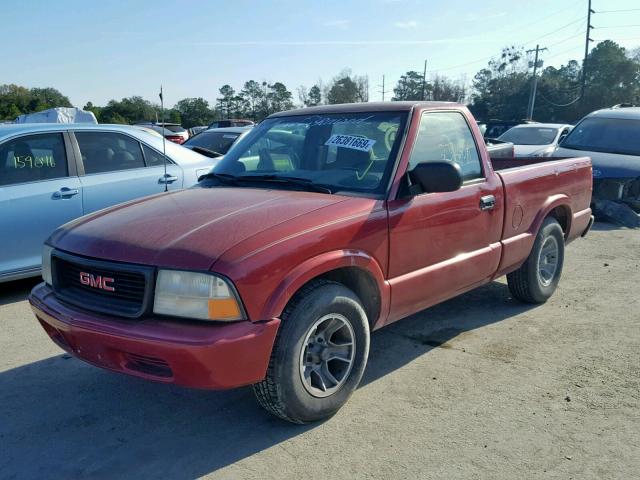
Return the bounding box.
[259,249,390,327]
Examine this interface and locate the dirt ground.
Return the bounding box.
[1,222,639,480]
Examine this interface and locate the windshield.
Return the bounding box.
[209,111,408,196]
[485,124,516,138]
[561,117,640,156]
[498,127,558,145]
[184,131,241,154]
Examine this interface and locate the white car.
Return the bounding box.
[182,126,252,158]
[498,123,573,158]
[134,122,190,144]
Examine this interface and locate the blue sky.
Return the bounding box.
[1,0,639,107]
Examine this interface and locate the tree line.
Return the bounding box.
[1,40,638,127]
[469,40,640,122]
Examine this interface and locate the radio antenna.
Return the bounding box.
[159,85,168,192]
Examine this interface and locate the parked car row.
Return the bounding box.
[497,123,572,158]
[134,122,190,144]
[0,124,217,282]
[182,126,252,158]
[491,106,640,227]
[134,119,255,145]
[555,107,640,227]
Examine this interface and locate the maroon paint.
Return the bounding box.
[30,102,592,390]
[30,283,279,389]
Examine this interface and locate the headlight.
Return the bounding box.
[42,245,53,285]
[153,270,244,321]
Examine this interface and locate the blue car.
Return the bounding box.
[0,123,217,282]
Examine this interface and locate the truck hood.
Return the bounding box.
[49,187,351,270]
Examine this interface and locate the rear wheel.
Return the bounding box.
[507,217,565,303]
[253,280,370,424]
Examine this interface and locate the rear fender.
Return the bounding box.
[494,194,572,278]
[260,250,389,327]
[529,194,572,239]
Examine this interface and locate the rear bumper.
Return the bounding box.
[567,208,593,243]
[29,282,280,390]
[582,215,595,237]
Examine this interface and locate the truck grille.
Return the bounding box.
[52,252,154,318]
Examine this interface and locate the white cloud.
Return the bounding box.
[323,19,351,29]
[393,20,418,29]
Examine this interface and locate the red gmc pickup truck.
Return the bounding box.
[29,102,593,424]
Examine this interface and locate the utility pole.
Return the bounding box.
[526,44,548,120]
[422,59,428,100]
[582,0,595,97]
[379,75,386,101]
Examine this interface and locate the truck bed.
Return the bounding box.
[490,155,593,277]
[490,155,581,171]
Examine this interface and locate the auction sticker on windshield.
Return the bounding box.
[325,134,376,152]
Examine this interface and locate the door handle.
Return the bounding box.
[158,174,179,184]
[479,195,496,211]
[53,187,80,199]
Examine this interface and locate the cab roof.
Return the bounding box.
[268,101,462,118]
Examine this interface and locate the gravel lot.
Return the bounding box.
[1,222,639,480]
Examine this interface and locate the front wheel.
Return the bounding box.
[253,280,370,424]
[507,217,565,303]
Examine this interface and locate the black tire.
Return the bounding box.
[507,217,565,303]
[253,279,370,424]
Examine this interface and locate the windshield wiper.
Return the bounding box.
[198,172,239,184]
[190,146,224,158]
[234,174,333,194]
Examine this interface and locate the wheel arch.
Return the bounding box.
[260,250,389,329]
[529,195,572,240]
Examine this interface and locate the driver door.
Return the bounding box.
[386,110,504,322]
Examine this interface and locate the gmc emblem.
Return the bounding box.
[79,272,115,292]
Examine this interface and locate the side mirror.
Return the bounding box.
[408,161,463,194]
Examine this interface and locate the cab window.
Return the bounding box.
[0,133,68,186]
[409,112,483,181]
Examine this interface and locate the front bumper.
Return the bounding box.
[29,283,280,390]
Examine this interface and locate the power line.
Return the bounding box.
[427,12,588,74]
[426,54,493,73]
[544,44,585,61]
[424,0,587,74]
[595,24,640,29]
[499,0,585,35]
[595,8,640,14]
[592,36,640,41]
[532,0,593,109]
[524,16,587,45]
[547,32,586,49]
